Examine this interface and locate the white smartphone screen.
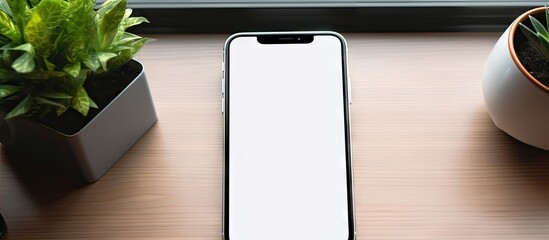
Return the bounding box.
[225,33,353,240]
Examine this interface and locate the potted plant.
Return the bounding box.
[483,6,549,150]
[0,0,157,182]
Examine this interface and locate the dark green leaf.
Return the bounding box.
[0,50,10,64]
[0,84,18,98]
[43,57,55,71]
[36,96,64,108]
[11,52,34,73]
[24,69,66,80]
[40,92,72,99]
[0,34,9,46]
[55,99,69,115]
[5,93,32,119]
[29,0,40,8]
[0,68,14,83]
[55,99,72,116]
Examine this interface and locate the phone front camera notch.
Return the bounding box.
[257,35,313,44]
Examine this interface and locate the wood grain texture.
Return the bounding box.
[3,33,549,239]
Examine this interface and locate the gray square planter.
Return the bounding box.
[0,59,157,183]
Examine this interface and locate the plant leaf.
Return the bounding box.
[97,0,126,49]
[0,84,18,98]
[40,92,72,99]
[89,97,97,108]
[0,10,18,42]
[29,0,40,8]
[529,15,549,39]
[123,8,132,19]
[520,23,543,49]
[539,34,549,60]
[6,0,26,33]
[521,21,549,61]
[8,43,36,73]
[546,6,549,34]
[24,69,66,80]
[63,61,80,78]
[116,32,141,45]
[0,41,13,63]
[55,99,69,115]
[110,45,133,52]
[99,0,117,9]
[82,52,100,71]
[9,42,34,54]
[112,8,131,44]
[0,0,12,17]
[71,85,90,116]
[24,0,67,57]
[5,93,32,119]
[124,16,148,30]
[0,68,14,82]
[62,0,95,63]
[43,57,55,71]
[108,37,145,70]
[96,51,117,71]
[11,52,34,73]
[36,96,64,108]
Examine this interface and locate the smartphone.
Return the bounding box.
[222,31,355,240]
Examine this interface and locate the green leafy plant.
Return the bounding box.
[520,7,549,61]
[0,0,149,119]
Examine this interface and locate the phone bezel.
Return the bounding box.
[222,31,355,240]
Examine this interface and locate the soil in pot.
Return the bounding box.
[516,41,549,87]
[514,9,549,88]
[2,62,141,135]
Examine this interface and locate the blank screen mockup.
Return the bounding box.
[228,35,350,240]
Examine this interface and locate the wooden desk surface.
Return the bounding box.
[3,33,549,239]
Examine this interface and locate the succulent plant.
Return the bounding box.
[520,7,549,61]
[0,0,149,119]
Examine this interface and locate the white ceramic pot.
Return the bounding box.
[483,7,549,150]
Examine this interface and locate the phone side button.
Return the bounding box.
[348,77,352,105]
[221,97,225,114]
